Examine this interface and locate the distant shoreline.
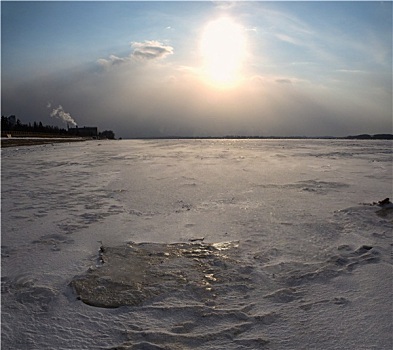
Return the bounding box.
[1,137,88,148]
[128,134,393,140]
[2,133,392,148]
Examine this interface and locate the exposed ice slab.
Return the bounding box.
[70,241,240,308]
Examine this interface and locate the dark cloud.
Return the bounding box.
[1,56,391,139]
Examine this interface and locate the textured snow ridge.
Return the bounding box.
[68,237,387,350]
[1,139,392,350]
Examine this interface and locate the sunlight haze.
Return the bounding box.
[200,17,247,88]
[1,1,392,138]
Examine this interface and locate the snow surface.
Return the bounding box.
[1,139,392,349]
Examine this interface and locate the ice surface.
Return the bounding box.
[1,139,392,349]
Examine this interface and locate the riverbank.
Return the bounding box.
[1,137,87,148]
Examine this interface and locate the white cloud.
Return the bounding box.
[131,41,174,61]
[97,41,174,68]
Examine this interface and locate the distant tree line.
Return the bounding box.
[2,115,68,135]
[99,130,115,139]
[2,115,116,139]
[134,134,393,140]
[345,134,393,140]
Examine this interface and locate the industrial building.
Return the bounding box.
[68,126,98,137]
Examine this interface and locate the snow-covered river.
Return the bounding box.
[1,139,392,349]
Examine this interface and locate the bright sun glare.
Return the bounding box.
[200,17,246,88]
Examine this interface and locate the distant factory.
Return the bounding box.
[68,126,98,137]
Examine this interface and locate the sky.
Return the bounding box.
[1,1,392,138]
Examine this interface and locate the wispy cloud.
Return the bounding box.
[97,55,129,68]
[255,6,314,37]
[275,33,301,46]
[275,78,292,84]
[336,69,367,74]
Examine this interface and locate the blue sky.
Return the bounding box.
[2,1,392,138]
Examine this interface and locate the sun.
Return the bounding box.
[200,17,246,88]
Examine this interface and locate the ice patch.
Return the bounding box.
[70,241,242,308]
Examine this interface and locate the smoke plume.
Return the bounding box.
[49,104,77,127]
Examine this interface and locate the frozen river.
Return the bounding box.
[1,139,392,349]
